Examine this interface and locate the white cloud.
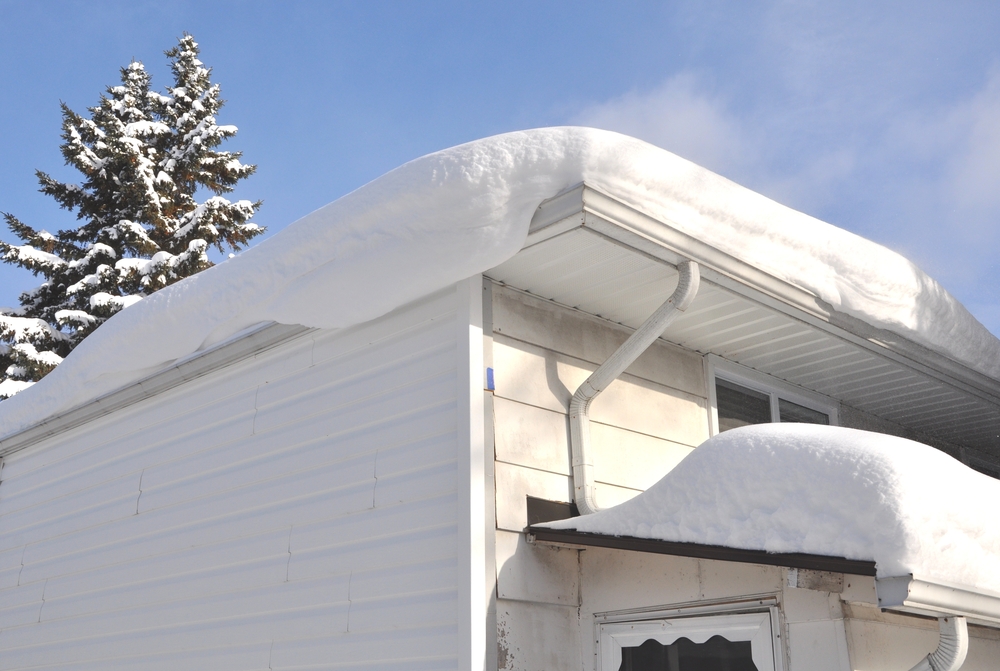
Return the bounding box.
[570,73,752,178]
[569,64,1000,335]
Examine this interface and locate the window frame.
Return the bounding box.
[705,354,839,437]
[597,608,783,671]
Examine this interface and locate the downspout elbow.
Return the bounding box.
[570,261,700,516]
[908,617,968,671]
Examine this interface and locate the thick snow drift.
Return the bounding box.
[543,424,1000,593]
[2,127,999,438]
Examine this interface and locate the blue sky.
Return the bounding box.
[2,1,999,335]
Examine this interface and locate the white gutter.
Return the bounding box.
[569,260,700,515]
[877,575,1000,627]
[907,617,968,671]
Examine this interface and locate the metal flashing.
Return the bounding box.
[527,527,877,576]
[0,322,312,456]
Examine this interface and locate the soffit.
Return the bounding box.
[485,185,1000,453]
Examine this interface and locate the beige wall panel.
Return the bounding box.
[492,284,706,397]
[496,530,579,607]
[494,462,572,533]
[782,588,842,624]
[845,618,946,671]
[591,422,694,491]
[494,397,571,476]
[964,629,1000,670]
[840,576,877,605]
[493,338,708,448]
[787,620,852,671]
[497,598,581,671]
[492,337,582,414]
[579,547,701,614]
[590,374,709,448]
[695,559,783,601]
[843,609,1000,671]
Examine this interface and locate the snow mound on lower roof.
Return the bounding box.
[1,127,998,438]
[543,424,1000,592]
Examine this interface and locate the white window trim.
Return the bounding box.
[598,610,779,671]
[705,354,839,437]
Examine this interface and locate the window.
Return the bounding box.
[707,355,837,436]
[599,612,779,671]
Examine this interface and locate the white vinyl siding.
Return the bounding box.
[0,286,466,670]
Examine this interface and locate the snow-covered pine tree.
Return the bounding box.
[0,34,262,399]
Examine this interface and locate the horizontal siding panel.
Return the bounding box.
[288,523,458,584]
[374,460,458,507]
[41,530,290,601]
[18,479,374,584]
[137,449,377,516]
[0,380,264,487]
[0,479,141,554]
[0,405,256,515]
[21,576,350,644]
[289,493,457,554]
[0,581,44,628]
[268,624,457,670]
[0,285,463,669]
[349,587,458,632]
[349,557,459,601]
[257,369,458,446]
[0,641,273,671]
[141,400,455,499]
[0,603,350,668]
[0,546,24,589]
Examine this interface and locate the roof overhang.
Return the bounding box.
[486,183,1000,452]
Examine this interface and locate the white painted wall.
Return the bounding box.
[0,283,479,670]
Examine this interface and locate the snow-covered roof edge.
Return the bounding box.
[541,424,1000,595]
[2,127,998,441]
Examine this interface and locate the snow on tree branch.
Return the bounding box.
[0,33,263,397]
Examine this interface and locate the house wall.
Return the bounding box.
[0,283,480,671]
[488,281,1000,671]
[841,603,1000,671]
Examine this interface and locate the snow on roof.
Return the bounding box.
[542,424,1000,593]
[1,127,998,439]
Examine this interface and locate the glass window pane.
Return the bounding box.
[778,398,829,425]
[716,379,771,432]
[619,635,758,671]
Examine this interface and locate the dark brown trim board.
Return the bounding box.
[527,527,877,576]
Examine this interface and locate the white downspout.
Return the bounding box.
[908,617,969,671]
[570,260,700,516]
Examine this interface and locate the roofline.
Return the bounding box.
[525,183,1000,408]
[527,526,877,576]
[0,322,311,457]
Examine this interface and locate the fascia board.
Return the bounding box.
[0,322,312,457]
[877,575,1000,628]
[523,183,1000,407]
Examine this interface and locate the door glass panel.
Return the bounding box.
[716,379,771,432]
[778,398,829,425]
[619,636,758,671]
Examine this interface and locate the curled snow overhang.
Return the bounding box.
[538,424,1000,611]
[1,127,1000,447]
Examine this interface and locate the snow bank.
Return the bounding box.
[543,424,1000,592]
[2,127,998,438]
